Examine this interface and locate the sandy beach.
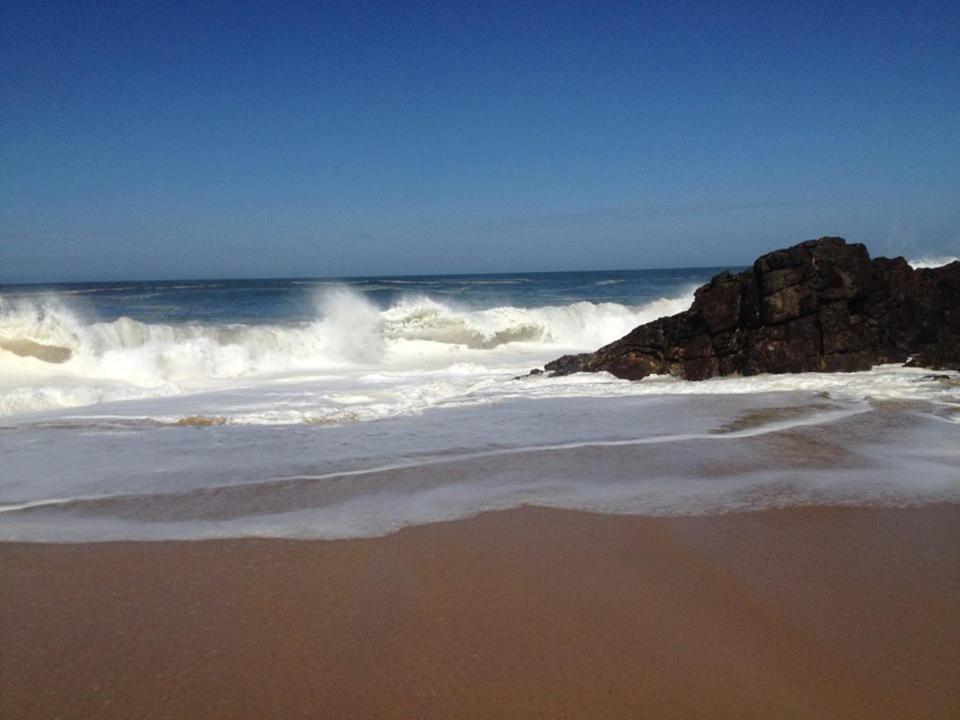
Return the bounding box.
[2,503,958,719]
[5,2,959,718]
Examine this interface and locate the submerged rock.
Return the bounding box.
[545,237,960,380]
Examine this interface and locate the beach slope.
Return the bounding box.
[2,504,959,719]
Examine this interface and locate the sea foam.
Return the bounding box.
[1,391,957,542]
[0,288,695,417]
[3,274,957,544]
[909,255,959,269]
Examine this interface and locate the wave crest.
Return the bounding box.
[0,288,695,416]
[909,255,959,269]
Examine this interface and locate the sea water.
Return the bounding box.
[1,264,958,541]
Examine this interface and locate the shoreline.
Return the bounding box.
[3,503,959,719]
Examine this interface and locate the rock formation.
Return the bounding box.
[545,237,960,380]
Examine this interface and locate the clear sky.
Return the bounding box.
[1,0,958,282]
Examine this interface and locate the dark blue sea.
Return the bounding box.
[0,267,727,325]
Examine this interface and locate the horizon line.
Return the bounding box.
[0,262,751,288]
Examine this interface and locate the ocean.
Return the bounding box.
[1,266,958,541]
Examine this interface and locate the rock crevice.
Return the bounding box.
[544,237,960,380]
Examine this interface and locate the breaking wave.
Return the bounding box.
[0,288,695,416]
[909,255,959,269]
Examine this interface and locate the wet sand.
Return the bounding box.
[2,504,959,719]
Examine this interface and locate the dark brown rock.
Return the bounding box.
[544,237,960,380]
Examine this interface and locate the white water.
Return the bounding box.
[3,289,958,429]
[0,289,694,419]
[1,391,958,542]
[2,286,958,427]
[2,284,958,543]
[909,255,959,269]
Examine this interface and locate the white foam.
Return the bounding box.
[1,287,957,431]
[4,283,957,544]
[909,255,959,269]
[1,392,957,542]
[0,288,694,417]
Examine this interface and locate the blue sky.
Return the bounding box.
[2,0,958,282]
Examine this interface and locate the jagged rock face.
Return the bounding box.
[545,237,960,380]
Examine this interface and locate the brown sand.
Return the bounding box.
[2,504,959,719]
